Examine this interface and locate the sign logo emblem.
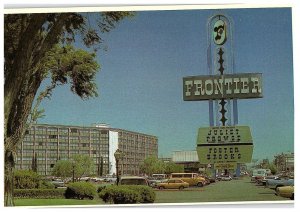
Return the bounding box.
[213,20,227,45]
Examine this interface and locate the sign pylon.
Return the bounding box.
[183,14,263,177]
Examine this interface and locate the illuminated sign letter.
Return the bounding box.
[251,77,262,94]
[185,80,193,96]
[205,79,213,95]
[194,80,204,96]
[214,78,224,95]
[240,77,249,94]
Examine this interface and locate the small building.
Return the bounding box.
[171,150,206,173]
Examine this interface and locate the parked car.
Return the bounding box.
[148,178,168,188]
[265,177,294,189]
[104,176,117,183]
[251,169,271,181]
[275,186,294,200]
[220,175,232,181]
[50,179,65,188]
[259,175,279,186]
[199,176,211,185]
[90,177,105,183]
[169,173,206,187]
[119,176,149,186]
[208,177,216,183]
[253,176,264,184]
[156,178,189,190]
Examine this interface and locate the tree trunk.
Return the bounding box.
[4,147,15,206]
[4,73,41,206]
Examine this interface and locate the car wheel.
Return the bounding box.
[159,186,164,190]
[179,186,184,190]
[290,194,294,200]
[197,182,203,187]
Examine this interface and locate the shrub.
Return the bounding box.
[14,170,41,189]
[127,185,155,203]
[99,185,155,204]
[64,182,96,200]
[97,185,107,193]
[14,189,65,199]
[99,185,140,204]
[39,180,55,189]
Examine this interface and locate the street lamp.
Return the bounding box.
[114,149,123,185]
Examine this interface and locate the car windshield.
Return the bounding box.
[121,179,147,185]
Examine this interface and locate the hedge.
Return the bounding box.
[64,182,96,200]
[14,170,41,189]
[14,189,65,199]
[99,185,155,204]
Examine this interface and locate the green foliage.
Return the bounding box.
[267,163,278,175]
[139,156,184,176]
[99,185,155,204]
[99,185,140,204]
[97,185,107,193]
[64,182,96,200]
[52,160,73,181]
[14,189,65,199]
[42,45,100,99]
[164,162,184,174]
[52,155,95,181]
[139,155,165,176]
[14,170,41,189]
[128,185,156,203]
[72,155,95,179]
[39,180,55,189]
[14,170,55,189]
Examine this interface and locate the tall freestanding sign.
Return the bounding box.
[183,14,263,175]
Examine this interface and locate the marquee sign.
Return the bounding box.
[196,126,253,164]
[183,73,263,101]
[197,144,253,164]
[197,126,252,143]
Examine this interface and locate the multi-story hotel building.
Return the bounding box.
[16,123,158,176]
[273,152,294,173]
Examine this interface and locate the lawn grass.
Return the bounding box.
[14,198,104,206]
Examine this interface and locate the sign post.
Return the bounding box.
[183,14,263,177]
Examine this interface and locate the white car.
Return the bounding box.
[50,179,65,188]
[220,175,232,181]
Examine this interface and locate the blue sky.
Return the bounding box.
[38,7,294,160]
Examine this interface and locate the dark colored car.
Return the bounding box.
[119,176,149,186]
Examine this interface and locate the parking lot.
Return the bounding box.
[154,177,292,203]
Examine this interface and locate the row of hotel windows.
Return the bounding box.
[23,142,108,147]
[25,134,107,139]
[27,128,109,134]
[18,156,108,162]
[20,149,109,155]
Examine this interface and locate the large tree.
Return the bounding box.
[52,155,94,182]
[4,11,134,206]
[139,155,166,176]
